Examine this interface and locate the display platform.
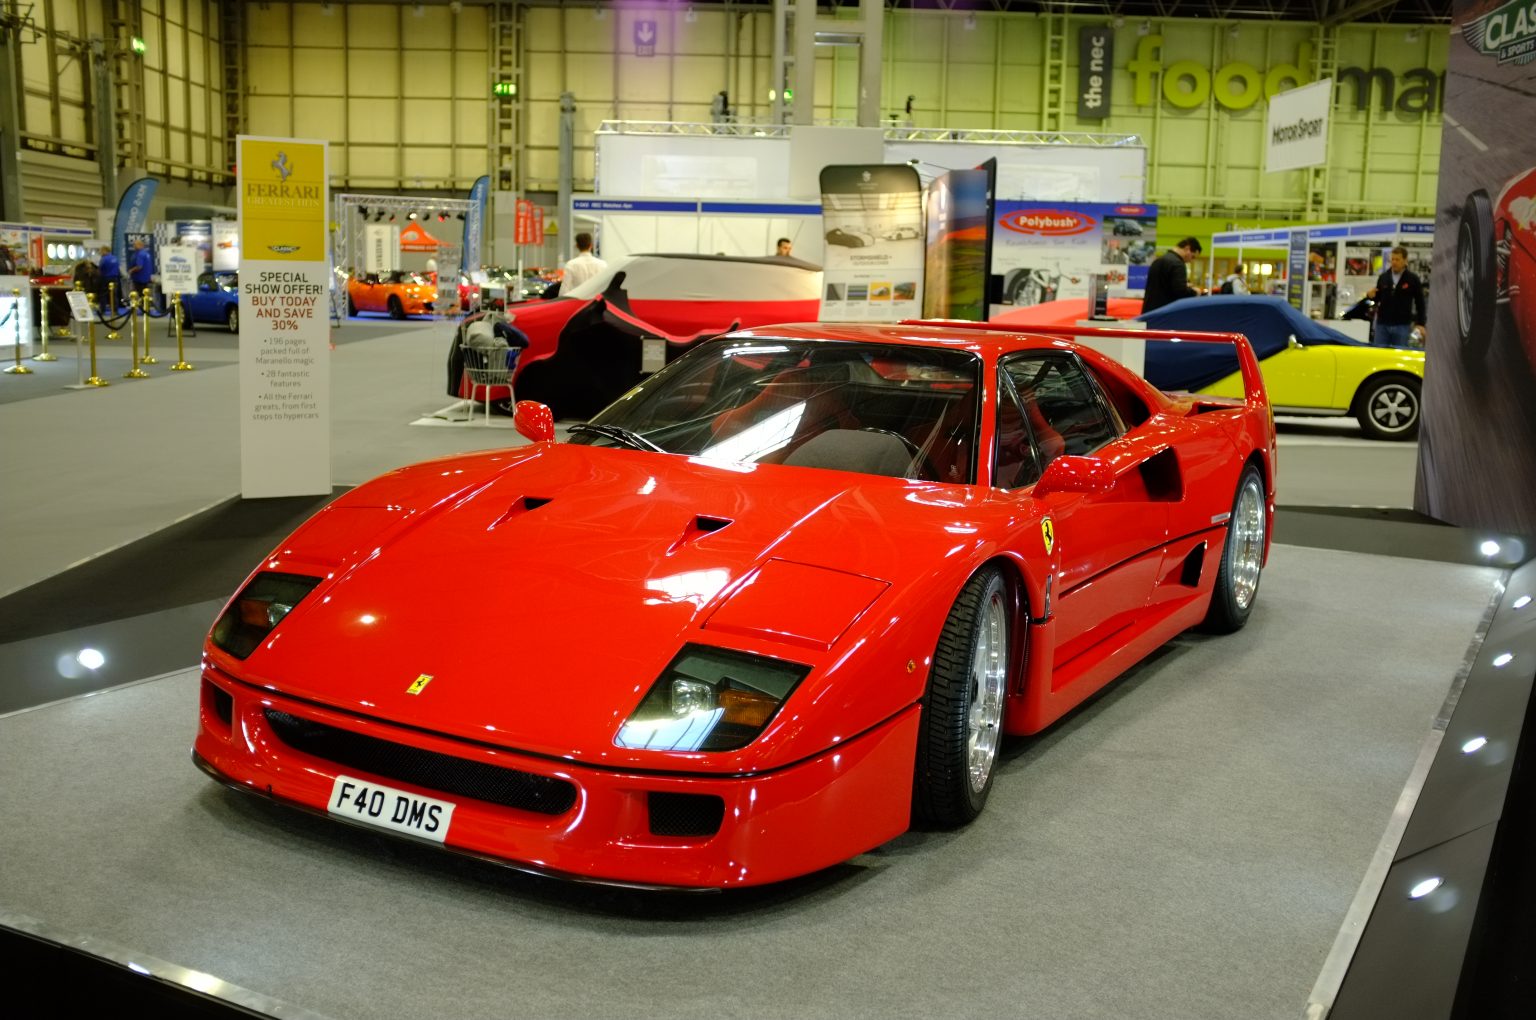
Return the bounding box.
[0,543,1500,1020]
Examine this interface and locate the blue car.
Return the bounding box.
[178,270,239,332]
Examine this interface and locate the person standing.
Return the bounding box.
[99,247,122,308]
[1141,236,1202,313]
[128,237,154,298]
[1367,246,1426,347]
[775,237,793,257]
[561,232,607,291]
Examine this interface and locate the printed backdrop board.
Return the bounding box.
[237,135,331,499]
[990,201,1157,311]
[818,165,924,322]
[1415,0,1536,534]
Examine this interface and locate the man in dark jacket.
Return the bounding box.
[1142,236,1203,313]
[1366,246,1426,346]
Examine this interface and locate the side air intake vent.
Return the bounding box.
[648,792,726,837]
[694,515,731,533]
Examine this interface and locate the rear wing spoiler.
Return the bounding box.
[898,319,1270,412]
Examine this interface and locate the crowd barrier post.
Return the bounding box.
[139,289,157,365]
[106,281,121,341]
[170,293,193,371]
[4,287,33,375]
[32,286,60,362]
[84,295,108,387]
[124,289,149,379]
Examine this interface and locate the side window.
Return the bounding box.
[1003,354,1121,466]
[994,375,1041,489]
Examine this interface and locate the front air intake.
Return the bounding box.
[647,792,726,837]
[265,710,577,816]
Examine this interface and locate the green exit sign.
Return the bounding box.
[493,81,517,97]
[131,36,146,55]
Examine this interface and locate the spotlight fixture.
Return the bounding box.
[1112,16,1124,29]
[963,14,976,31]
[1137,20,1152,36]
[408,211,419,220]
[359,205,370,219]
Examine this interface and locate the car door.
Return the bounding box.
[186,272,216,322]
[1252,340,1339,411]
[998,352,1169,680]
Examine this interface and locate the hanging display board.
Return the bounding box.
[364,224,401,274]
[989,201,1158,314]
[1265,80,1333,173]
[237,135,331,499]
[817,165,924,322]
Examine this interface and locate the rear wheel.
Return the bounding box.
[388,295,405,320]
[913,567,1012,828]
[1355,374,1421,440]
[1203,465,1266,634]
[347,295,358,316]
[1457,190,1496,366]
[226,305,238,333]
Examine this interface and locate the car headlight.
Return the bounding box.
[210,572,322,659]
[615,645,810,752]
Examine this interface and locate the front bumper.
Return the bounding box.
[194,668,917,888]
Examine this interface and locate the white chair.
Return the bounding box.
[461,343,516,424]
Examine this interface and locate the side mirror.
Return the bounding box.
[1287,333,1302,349]
[1034,455,1116,498]
[513,400,555,443]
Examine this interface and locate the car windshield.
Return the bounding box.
[575,337,982,482]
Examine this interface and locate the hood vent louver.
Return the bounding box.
[489,496,553,530]
[668,514,734,553]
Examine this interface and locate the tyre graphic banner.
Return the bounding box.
[1415,0,1536,533]
[990,201,1158,315]
[818,165,923,322]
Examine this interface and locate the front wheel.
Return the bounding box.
[912,567,1012,828]
[1457,190,1496,365]
[1355,374,1421,440]
[226,305,239,333]
[347,295,358,317]
[1203,465,1266,633]
[388,295,405,320]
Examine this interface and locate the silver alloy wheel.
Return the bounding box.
[1228,475,1266,611]
[966,589,1008,794]
[1457,219,1474,337]
[1369,383,1418,433]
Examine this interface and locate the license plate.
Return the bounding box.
[327,774,455,843]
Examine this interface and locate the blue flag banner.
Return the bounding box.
[113,177,159,263]
[463,175,489,269]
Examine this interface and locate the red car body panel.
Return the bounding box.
[197,322,1275,888]
[1494,167,1536,369]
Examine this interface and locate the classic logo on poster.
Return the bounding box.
[240,139,326,261]
[998,209,1097,237]
[1462,0,1536,64]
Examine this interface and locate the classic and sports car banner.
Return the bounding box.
[111,176,158,266]
[990,201,1157,313]
[1414,0,1536,534]
[237,135,331,499]
[818,164,923,322]
[922,167,992,321]
[463,174,489,269]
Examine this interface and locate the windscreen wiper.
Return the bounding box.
[568,423,666,453]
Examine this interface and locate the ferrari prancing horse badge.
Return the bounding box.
[1041,517,1055,554]
[406,674,434,695]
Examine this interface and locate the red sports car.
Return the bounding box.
[448,253,823,419]
[1458,166,1536,373]
[195,321,1275,888]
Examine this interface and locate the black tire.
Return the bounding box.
[1203,465,1266,634]
[347,296,358,317]
[1354,373,1421,441]
[912,567,1012,828]
[226,305,238,333]
[1457,190,1496,365]
[388,295,405,320]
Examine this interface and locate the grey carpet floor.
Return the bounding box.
[0,544,1498,1020]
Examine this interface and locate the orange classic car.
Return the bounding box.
[346,271,437,318]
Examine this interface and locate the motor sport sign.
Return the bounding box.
[1265,79,1333,173]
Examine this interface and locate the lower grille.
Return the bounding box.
[648,792,725,837]
[265,709,577,816]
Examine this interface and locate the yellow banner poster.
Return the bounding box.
[238,137,327,261]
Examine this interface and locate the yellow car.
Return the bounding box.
[1137,295,1425,441]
